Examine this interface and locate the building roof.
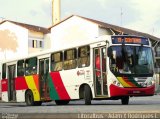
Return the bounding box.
[0,20,50,34]
[50,15,160,42]
[80,16,160,42]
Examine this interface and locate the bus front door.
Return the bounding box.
[94,47,108,96]
[8,65,16,101]
[39,58,50,100]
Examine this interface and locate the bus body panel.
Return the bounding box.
[16,90,26,102]
[49,67,93,100]
[1,79,8,102]
[25,75,40,101]
[1,92,8,102]
[1,75,41,102]
[49,72,71,100]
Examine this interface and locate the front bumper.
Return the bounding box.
[110,84,155,97]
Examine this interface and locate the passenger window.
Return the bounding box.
[51,52,63,71]
[17,60,25,76]
[25,57,37,75]
[2,63,6,79]
[64,49,77,70]
[78,46,90,68]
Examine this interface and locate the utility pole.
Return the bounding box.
[52,0,61,25]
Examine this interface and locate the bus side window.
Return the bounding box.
[25,57,37,76]
[64,49,77,70]
[17,60,25,76]
[78,46,90,68]
[51,52,63,71]
[2,63,6,79]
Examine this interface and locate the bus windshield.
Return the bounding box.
[109,46,154,75]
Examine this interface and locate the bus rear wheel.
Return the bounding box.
[55,100,70,105]
[84,85,92,105]
[25,90,35,106]
[121,96,129,105]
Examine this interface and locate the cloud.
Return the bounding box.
[124,0,160,37]
[0,0,160,37]
[0,0,52,27]
[61,0,138,25]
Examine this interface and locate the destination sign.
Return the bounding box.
[111,36,149,45]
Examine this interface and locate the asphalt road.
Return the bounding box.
[0,95,160,119]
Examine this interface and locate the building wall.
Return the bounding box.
[43,33,51,50]
[98,27,113,36]
[0,21,28,61]
[0,22,29,99]
[28,30,44,54]
[28,30,44,39]
[0,22,48,99]
[51,16,99,51]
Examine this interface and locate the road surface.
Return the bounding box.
[0,95,160,118]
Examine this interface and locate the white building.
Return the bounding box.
[50,15,160,52]
[0,20,50,61]
[0,20,50,99]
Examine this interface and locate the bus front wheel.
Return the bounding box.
[121,96,129,105]
[84,85,92,105]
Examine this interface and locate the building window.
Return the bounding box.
[32,40,37,48]
[39,41,43,48]
[29,39,44,48]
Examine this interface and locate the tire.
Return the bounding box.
[121,96,129,105]
[25,90,35,106]
[55,100,70,105]
[84,85,92,105]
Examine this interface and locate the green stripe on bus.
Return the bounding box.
[48,74,59,100]
[128,77,142,87]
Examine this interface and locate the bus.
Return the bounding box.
[0,35,155,105]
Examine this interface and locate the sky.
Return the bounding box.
[0,0,160,38]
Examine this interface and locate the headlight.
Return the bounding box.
[147,80,155,87]
[117,82,120,86]
[113,80,121,86]
[147,81,152,86]
[113,81,117,85]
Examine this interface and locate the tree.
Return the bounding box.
[0,29,18,59]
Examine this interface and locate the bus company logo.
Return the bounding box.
[77,70,85,76]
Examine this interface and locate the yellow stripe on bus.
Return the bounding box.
[117,77,132,87]
[25,76,40,101]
